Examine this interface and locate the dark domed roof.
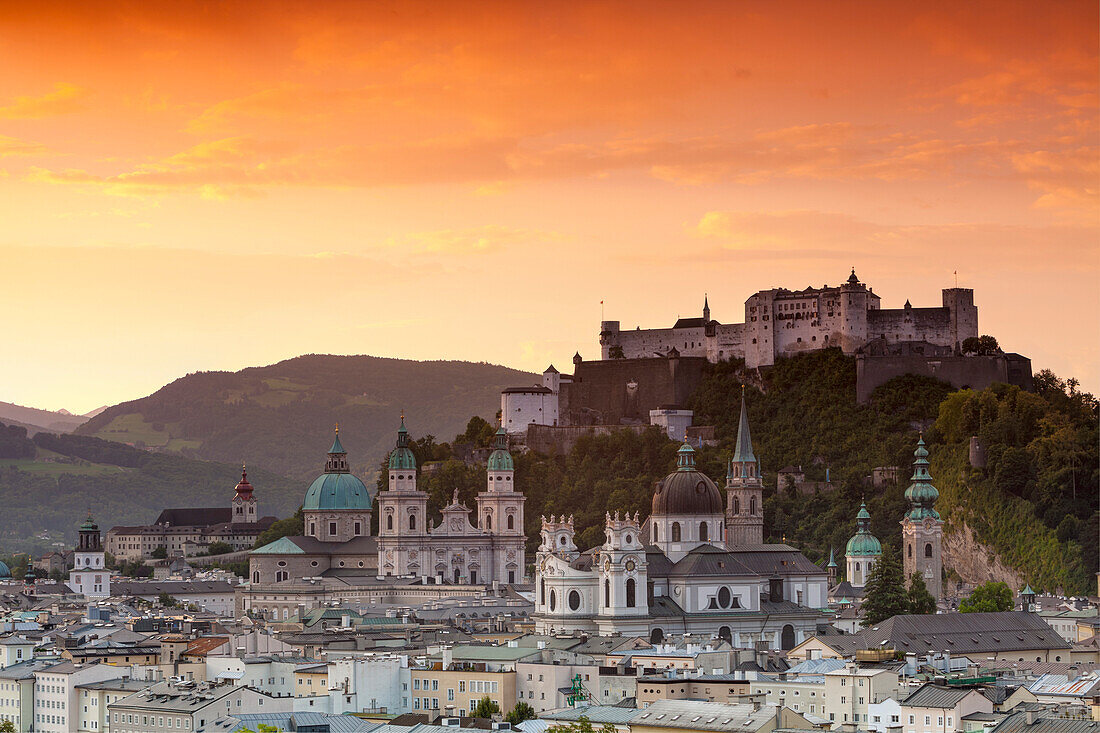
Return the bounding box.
[651,441,723,516]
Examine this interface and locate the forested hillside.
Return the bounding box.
[78,355,536,481]
[389,349,1097,595]
[0,425,300,552]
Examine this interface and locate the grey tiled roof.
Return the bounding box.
[818,612,1070,655]
[989,711,1100,732]
[901,683,979,709]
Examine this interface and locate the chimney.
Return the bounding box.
[442,646,453,670]
[1025,709,1037,725]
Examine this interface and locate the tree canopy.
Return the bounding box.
[959,581,1015,613]
[861,548,908,626]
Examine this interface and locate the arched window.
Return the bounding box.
[604,580,610,607]
[652,523,659,542]
[671,523,681,542]
[699,522,708,542]
[252,571,259,584]
[924,543,933,558]
[650,627,664,644]
[549,590,557,612]
[908,543,913,558]
[485,515,492,530]
[409,514,416,531]
[507,515,514,530]
[718,626,732,644]
[626,578,636,608]
[540,579,545,605]
[568,590,581,611]
[733,497,740,514]
[750,496,757,514]
[387,515,393,531]
[781,624,796,650]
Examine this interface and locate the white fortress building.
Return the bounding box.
[600,270,978,368]
[533,398,827,648]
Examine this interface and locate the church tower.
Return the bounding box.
[68,514,109,598]
[845,502,882,588]
[231,464,258,523]
[476,427,526,584]
[598,511,648,618]
[725,391,764,547]
[901,436,943,599]
[376,417,430,576]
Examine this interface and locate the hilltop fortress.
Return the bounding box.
[600,269,978,368]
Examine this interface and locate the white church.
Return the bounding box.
[533,397,828,649]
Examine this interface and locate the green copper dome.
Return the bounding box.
[0,560,9,579]
[904,436,941,521]
[388,417,417,471]
[846,502,882,557]
[303,430,371,511]
[487,427,514,471]
[302,472,371,511]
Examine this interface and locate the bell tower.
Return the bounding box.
[376,416,429,576]
[477,426,526,584]
[901,436,943,599]
[68,514,109,598]
[231,464,258,523]
[725,390,764,547]
[599,511,648,618]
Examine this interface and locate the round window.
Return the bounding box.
[311,561,318,567]
[625,534,633,545]
[568,590,581,611]
[718,586,731,609]
[277,561,286,567]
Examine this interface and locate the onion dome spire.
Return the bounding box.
[846,501,882,556]
[388,414,417,471]
[904,435,940,520]
[325,424,350,473]
[676,437,697,471]
[234,463,254,499]
[847,267,860,285]
[487,424,514,471]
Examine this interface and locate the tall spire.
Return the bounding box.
[703,293,711,322]
[388,415,417,472]
[904,434,940,520]
[731,388,756,465]
[329,423,346,455]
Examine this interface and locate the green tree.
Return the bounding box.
[906,572,937,615]
[254,507,304,549]
[0,718,16,732]
[472,696,500,719]
[151,545,168,559]
[157,592,179,607]
[506,701,537,726]
[548,718,617,733]
[861,549,908,626]
[961,335,1000,355]
[205,541,232,556]
[959,581,1014,613]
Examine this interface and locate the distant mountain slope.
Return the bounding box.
[78,355,536,481]
[0,426,300,548]
[0,401,87,434]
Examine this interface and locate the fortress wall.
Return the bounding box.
[525,424,648,455]
[711,323,749,363]
[867,307,955,346]
[559,356,709,425]
[606,325,708,359]
[855,353,1033,403]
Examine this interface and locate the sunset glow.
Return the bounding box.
[3,0,1097,412]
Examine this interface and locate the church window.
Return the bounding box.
[626,578,636,608]
[750,497,757,514]
[671,523,681,542]
[309,523,316,536]
[717,586,731,608]
[604,580,610,607]
[329,522,337,537]
[485,515,492,530]
[387,515,393,531]
[625,534,632,544]
[540,580,545,605]
[652,524,659,542]
[252,572,259,583]
[275,571,288,582]
[568,590,581,611]
[549,590,557,611]
[907,544,913,558]
[277,561,286,567]
[354,522,362,535]
[470,570,476,583]
[924,543,933,558]
[507,515,514,530]
[699,523,708,542]
[733,497,740,514]
[410,514,416,531]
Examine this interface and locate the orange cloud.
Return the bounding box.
[0,82,87,119]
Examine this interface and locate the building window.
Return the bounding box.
[605,579,610,607]
[507,515,514,530]
[549,590,556,611]
[671,523,681,542]
[699,522,708,542]
[925,543,933,558]
[652,523,658,542]
[329,522,337,536]
[410,514,416,530]
[386,515,393,531]
[626,578,636,608]
[568,590,581,611]
[354,522,362,535]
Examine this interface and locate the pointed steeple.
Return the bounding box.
[904,434,940,520]
[388,414,417,472]
[325,424,350,474]
[703,294,711,322]
[234,463,254,499]
[826,547,837,568]
[329,423,346,455]
[731,388,756,465]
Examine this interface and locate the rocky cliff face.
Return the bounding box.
[943,521,1022,594]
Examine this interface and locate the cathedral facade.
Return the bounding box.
[376,421,526,585]
[532,397,828,648]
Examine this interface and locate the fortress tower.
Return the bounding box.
[725,392,764,547]
[901,436,943,599]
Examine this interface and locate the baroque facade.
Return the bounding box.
[376,421,526,585]
[532,398,828,647]
[600,270,978,369]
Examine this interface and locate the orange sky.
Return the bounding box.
[2,0,1097,414]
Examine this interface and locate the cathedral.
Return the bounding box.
[376,419,527,584]
[532,396,828,649]
[249,419,526,587]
